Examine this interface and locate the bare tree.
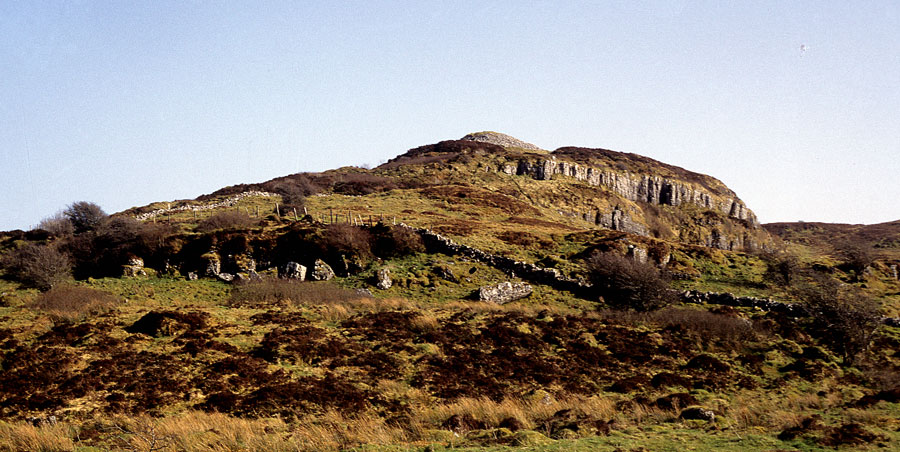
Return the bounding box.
[37,211,74,237]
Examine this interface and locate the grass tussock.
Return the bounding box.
[0,421,74,452]
[27,284,120,320]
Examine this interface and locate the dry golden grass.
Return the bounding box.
[0,421,74,452]
[409,310,440,333]
[413,394,618,433]
[0,395,621,451]
[729,386,844,431]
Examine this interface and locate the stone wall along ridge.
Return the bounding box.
[134,191,276,221]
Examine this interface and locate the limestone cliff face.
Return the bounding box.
[504,156,757,227]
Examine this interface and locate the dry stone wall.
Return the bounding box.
[407,225,900,326]
[134,191,276,221]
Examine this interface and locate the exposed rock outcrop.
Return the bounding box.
[479,282,533,304]
[203,255,221,278]
[311,259,335,281]
[122,257,147,277]
[279,261,307,281]
[680,407,716,422]
[375,268,392,290]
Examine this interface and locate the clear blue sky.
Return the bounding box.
[2,1,898,231]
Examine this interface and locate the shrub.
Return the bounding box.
[320,223,374,261]
[373,225,424,258]
[586,251,675,311]
[763,251,799,287]
[2,243,71,290]
[197,211,255,233]
[64,201,107,233]
[268,174,320,212]
[37,211,74,237]
[332,173,398,196]
[796,276,881,364]
[837,243,874,281]
[28,285,120,320]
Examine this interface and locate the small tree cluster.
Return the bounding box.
[586,251,675,311]
[796,276,881,364]
[64,216,174,279]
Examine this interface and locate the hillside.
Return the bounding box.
[766,220,900,261]
[0,133,898,451]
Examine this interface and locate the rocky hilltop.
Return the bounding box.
[461,131,544,151]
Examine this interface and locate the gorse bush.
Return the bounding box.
[586,251,674,311]
[2,242,71,290]
[28,285,120,320]
[268,174,319,212]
